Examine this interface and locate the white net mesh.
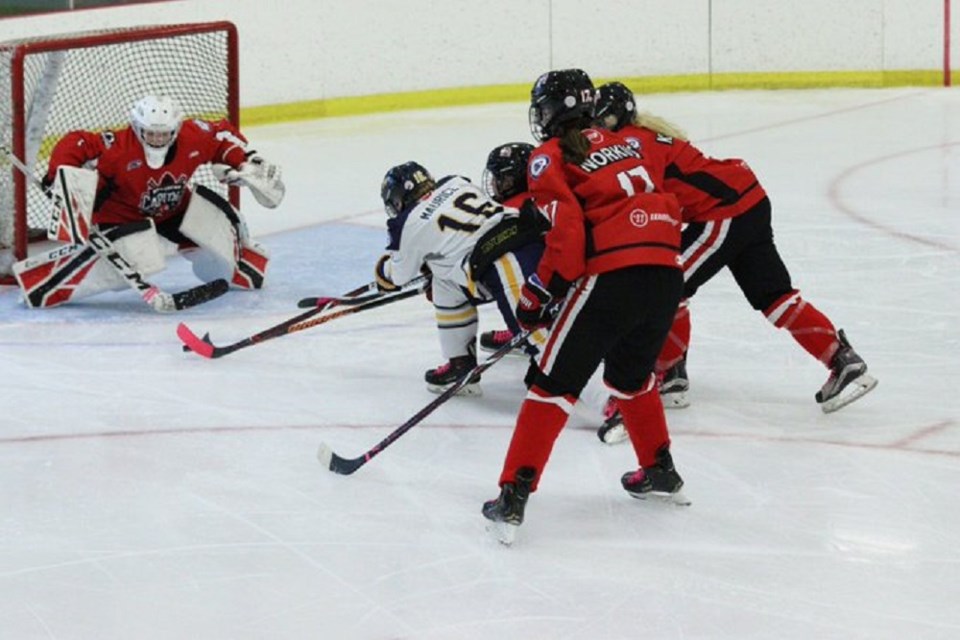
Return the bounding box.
[0,23,236,274]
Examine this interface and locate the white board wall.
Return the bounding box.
[0,0,953,109]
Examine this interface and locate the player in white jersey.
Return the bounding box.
[375,161,546,395]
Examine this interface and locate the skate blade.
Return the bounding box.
[627,489,692,507]
[661,390,690,409]
[485,520,519,546]
[820,374,878,413]
[598,422,628,445]
[427,382,482,397]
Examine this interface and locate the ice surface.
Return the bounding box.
[0,88,957,639]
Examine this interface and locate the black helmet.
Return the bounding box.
[380,161,436,218]
[482,142,534,203]
[528,68,596,142]
[594,82,636,132]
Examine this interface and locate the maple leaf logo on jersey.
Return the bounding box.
[139,172,188,217]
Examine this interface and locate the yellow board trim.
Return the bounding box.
[241,70,953,127]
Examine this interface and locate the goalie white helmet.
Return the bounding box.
[130,95,183,169]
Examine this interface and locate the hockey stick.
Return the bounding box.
[177,278,427,359]
[3,147,228,312]
[297,274,428,309]
[317,327,534,476]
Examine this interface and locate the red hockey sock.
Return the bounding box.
[764,290,838,364]
[616,383,671,468]
[498,387,573,491]
[655,300,690,372]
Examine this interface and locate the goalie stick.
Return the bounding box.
[177,277,427,359]
[317,327,535,476]
[3,146,228,312]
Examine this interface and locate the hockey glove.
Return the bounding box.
[374,254,401,292]
[220,155,285,209]
[516,273,554,330]
[420,264,433,303]
[518,197,551,235]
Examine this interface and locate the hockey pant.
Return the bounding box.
[659,197,839,369]
[431,276,479,361]
[178,185,269,290]
[498,266,682,490]
[13,220,168,308]
[474,240,548,354]
[432,239,546,361]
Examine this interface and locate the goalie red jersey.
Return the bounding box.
[44,118,249,226]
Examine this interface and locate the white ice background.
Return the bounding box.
[1,88,958,640]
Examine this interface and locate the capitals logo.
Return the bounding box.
[139,172,188,217]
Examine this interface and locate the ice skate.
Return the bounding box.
[424,354,481,396]
[621,446,691,506]
[815,329,877,413]
[659,356,690,409]
[479,329,531,357]
[482,467,536,546]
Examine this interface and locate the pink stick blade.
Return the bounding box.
[176,323,215,358]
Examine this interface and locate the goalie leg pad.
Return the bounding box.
[13,221,165,308]
[179,186,243,269]
[14,243,100,308]
[179,185,267,288]
[232,242,269,289]
[107,220,167,276]
[47,166,97,244]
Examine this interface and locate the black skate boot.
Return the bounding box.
[482,467,536,545]
[621,446,691,506]
[815,329,877,413]
[424,354,481,396]
[659,356,690,409]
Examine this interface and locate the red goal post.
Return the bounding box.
[0,21,239,283]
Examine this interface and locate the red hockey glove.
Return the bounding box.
[515,274,554,330]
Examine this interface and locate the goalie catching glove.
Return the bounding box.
[213,154,285,209]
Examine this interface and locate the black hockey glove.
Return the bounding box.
[518,198,551,235]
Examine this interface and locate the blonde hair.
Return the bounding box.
[634,111,689,142]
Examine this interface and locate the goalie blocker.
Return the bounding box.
[13,183,270,309]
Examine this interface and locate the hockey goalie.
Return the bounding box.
[12,95,285,311]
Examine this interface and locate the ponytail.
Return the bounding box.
[633,111,688,141]
[559,127,591,164]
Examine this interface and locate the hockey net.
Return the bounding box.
[0,21,238,281]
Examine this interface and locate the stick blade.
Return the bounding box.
[298,296,333,309]
[317,442,363,475]
[177,323,216,358]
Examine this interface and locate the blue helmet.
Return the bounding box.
[380,161,436,218]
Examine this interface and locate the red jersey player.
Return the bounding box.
[482,69,689,545]
[12,95,284,311]
[593,81,876,428]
